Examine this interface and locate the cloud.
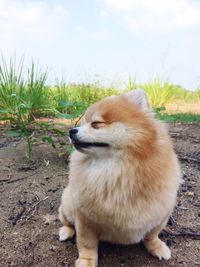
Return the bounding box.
[104,0,200,33]
[100,9,109,19]
[77,26,113,41]
[106,0,187,13]
[0,0,70,47]
[93,29,113,40]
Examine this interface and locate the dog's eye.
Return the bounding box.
[91,121,104,129]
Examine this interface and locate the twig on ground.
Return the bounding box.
[23,196,49,223]
[167,216,177,226]
[57,172,69,176]
[0,172,12,182]
[163,228,200,240]
[7,171,39,184]
[179,155,200,164]
[0,178,10,182]
[12,203,26,225]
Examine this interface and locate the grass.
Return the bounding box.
[0,58,56,159]
[0,58,56,122]
[0,57,199,120]
[51,81,120,113]
[0,57,199,158]
[156,111,200,123]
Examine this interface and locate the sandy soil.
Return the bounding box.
[0,123,199,267]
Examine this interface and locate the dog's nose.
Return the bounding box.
[69,128,78,139]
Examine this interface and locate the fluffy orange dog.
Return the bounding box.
[58,89,181,267]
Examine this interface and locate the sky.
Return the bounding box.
[0,0,200,90]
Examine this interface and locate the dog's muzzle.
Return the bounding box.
[69,128,109,149]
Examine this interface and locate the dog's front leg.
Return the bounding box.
[75,212,98,267]
[143,218,171,260]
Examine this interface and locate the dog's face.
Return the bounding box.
[69,89,156,157]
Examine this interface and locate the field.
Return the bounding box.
[0,123,200,267]
[0,59,200,266]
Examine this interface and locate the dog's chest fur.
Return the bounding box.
[69,152,165,236]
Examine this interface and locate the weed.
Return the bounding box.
[0,58,54,159]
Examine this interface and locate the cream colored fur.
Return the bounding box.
[58,90,181,267]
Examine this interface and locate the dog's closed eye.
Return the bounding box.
[91,121,105,129]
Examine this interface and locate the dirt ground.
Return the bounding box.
[0,123,199,267]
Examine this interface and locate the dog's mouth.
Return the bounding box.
[71,138,109,149]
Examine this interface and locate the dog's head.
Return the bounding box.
[69,89,156,157]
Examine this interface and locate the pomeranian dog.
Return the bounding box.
[58,89,181,267]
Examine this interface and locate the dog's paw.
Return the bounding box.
[152,240,171,260]
[75,258,97,267]
[59,226,75,241]
[144,238,171,260]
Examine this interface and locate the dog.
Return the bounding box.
[58,89,181,267]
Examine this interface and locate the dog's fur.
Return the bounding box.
[58,90,181,267]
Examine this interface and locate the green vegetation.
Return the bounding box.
[155,108,200,123]
[128,77,200,106]
[0,57,200,158]
[158,112,200,123]
[0,58,54,158]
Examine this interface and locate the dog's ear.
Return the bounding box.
[126,89,151,111]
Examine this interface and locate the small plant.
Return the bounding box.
[0,57,54,159]
[0,97,34,159]
[58,100,87,121]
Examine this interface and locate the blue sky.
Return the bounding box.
[0,0,200,90]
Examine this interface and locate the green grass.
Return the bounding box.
[0,57,56,122]
[137,78,200,107]
[0,57,200,123]
[51,81,120,113]
[0,58,56,159]
[156,112,200,123]
[0,57,199,158]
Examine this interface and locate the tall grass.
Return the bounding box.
[0,58,25,120]
[51,81,120,114]
[26,63,53,119]
[0,57,200,121]
[1,57,200,158]
[137,79,183,107]
[0,58,53,159]
[0,58,55,123]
